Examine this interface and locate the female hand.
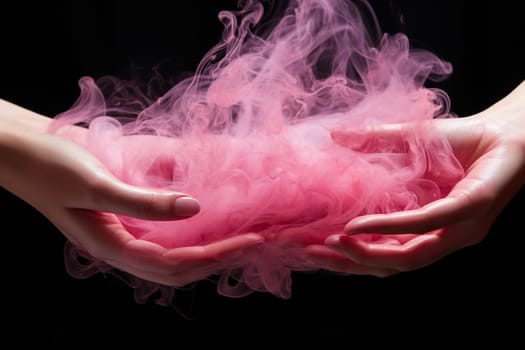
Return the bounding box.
[304,81,525,277]
[0,100,264,287]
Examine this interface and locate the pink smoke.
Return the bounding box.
[50,0,464,303]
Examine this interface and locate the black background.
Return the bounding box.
[1,0,523,345]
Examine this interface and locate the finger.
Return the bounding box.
[99,234,265,287]
[90,176,200,220]
[330,123,417,152]
[345,146,522,235]
[303,244,398,277]
[58,208,186,273]
[100,231,264,275]
[330,118,470,154]
[161,233,265,264]
[59,209,138,262]
[431,117,480,164]
[326,232,461,271]
[344,196,475,235]
[61,209,264,279]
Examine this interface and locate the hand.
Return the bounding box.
[304,81,525,277]
[0,100,264,287]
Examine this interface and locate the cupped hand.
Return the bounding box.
[304,82,525,276]
[0,106,264,287]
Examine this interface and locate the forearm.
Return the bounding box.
[0,100,47,169]
[0,99,51,135]
[0,100,53,194]
[0,99,87,163]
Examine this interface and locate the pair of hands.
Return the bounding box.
[2,81,524,287]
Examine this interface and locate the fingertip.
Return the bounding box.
[325,234,343,247]
[344,218,368,235]
[343,223,359,235]
[344,214,389,234]
[240,232,266,246]
[330,129,365,149]
[301,244,321,257]
[174,196,201,218]
[324,235,363,263]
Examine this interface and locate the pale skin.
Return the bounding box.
[304,80,525,277]
[0,99,264,287]
[2,80,524,286]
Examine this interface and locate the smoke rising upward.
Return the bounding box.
[50,0,464,302]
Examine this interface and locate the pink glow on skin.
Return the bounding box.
[50,0,464,302]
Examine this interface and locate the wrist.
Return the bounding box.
[0,100,51,192]
[0,99,51,134]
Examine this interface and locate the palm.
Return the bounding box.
[51,208,263,287]
[304,108,525,277]
[4,129,264,287]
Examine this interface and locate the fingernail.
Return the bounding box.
[174,197,200,217]
[343,224,357,235]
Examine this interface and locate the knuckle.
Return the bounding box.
[133,193,157,219]
[84,173,114,205]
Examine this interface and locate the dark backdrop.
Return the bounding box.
[1,0,523,345]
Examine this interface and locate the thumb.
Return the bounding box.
[330,123,417,152]
[87,177,200,220]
